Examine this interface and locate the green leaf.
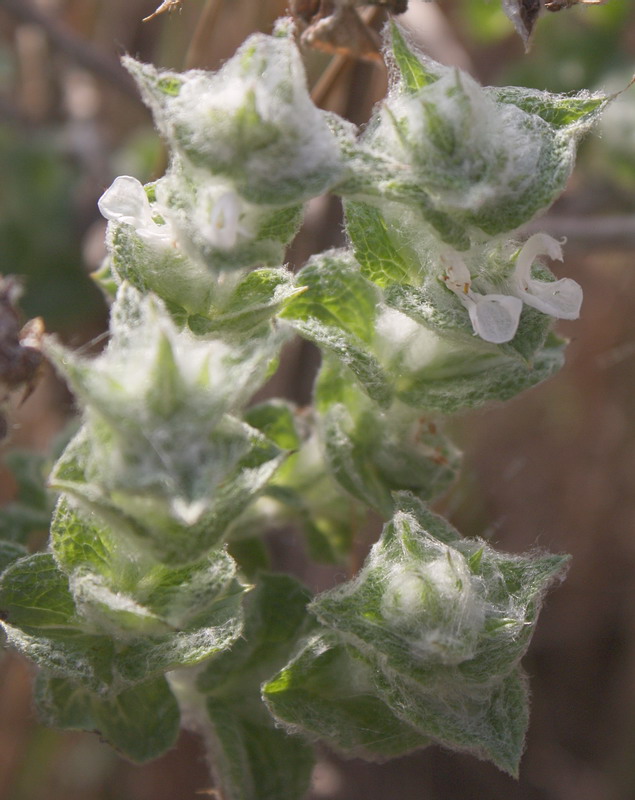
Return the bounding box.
[0,553,80,634]
[109,224,216,317]
[282,250,379,343]
[489,87,606,128]
[0,553,117,692]
[344,201,413,287]
[188,268,304,337]
[0,450,53,544]
[195,574,316,800]
[281,251,392,407]
[263,631,430,761]
[51,495,248,629]
[0,542,28,574]
[243,400,301,451]
[389,22,442,92]
[197,573,312,698]
[35,672,180,763]
[315,359,460,517]
[205,700,314,800]
[251,428,366,564]
[393,333,565,414]
[256,204,304,243]
[227,537,270,578]
[50,496,117,579]
[289,317,392,408]
[372,660,528,775]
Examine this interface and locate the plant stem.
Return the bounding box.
[184,0,224,69]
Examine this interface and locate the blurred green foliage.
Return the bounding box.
[0,128,104,331]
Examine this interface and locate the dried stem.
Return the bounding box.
[184,0,224,70]
[310,5,383,106]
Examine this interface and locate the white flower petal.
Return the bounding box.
[99,175,174,248]
[514,234,564,286]
[196,189,250,250]
[441,250,472,294]
[208,192,241,249]
[467,293,523,344]
[511,232,581,320]
[98,176,152,226]
[518,276,583,320]
[136,225,175,248]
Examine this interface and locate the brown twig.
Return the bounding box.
[0,0,138,100]
[143,0,183,22]
[184,0,224,70]
[310,5,384,107]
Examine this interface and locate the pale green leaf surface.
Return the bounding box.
[263,631,431,761]
[197,573,312,699]
[0,542,28,574]
[489,87,607,129]
[388,22,443,92]
[372,660,528,775]
[251,429,366,564]
[344,201,413,288]
[392,334,565,413]
[281,251,392,407]
[281,250,379,344]
[110,224,216,316]
[0,451,53,544]
[243,401,301,452]
[188,268,304,336]
[205,699,314,800]
[35,672,180,763]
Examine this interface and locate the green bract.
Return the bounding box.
[265,495,568,775]
[341,22,606,248]
[0,15,602,800]
[123,20,347,206]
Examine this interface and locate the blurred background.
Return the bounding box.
[1,0,635,798]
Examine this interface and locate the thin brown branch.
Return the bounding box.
[143,0,183,22]
[310,5,384,107]
[184,0,224,70]
[0,0,138,101]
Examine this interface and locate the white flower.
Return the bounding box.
[441,251,523,344]
[98,175,174,248]
[195,188,251,250]
[510,233,583,320]
[464,293,523,344]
